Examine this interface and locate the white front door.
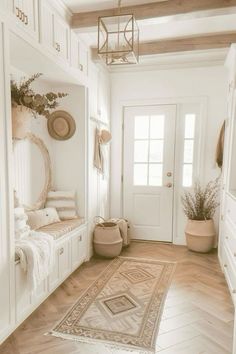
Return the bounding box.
[123,105,177,242]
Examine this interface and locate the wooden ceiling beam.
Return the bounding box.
[91,32,236,59]
[72,0,236,29]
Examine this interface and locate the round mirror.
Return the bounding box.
[13,133,52,210]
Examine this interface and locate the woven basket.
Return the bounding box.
[93,218,123,258]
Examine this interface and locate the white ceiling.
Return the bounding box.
[63,0,166,13]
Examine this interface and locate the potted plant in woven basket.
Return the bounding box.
[181,179,220,253]
[11,73,68,139]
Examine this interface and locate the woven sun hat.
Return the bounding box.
[100,129,112,144]
[47,110,76,141]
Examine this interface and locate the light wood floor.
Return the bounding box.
[0,242,234,354]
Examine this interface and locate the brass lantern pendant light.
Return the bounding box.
[98,0,139,65]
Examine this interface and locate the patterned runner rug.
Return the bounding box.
[49,257,176,353]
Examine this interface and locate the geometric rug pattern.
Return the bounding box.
[50,256,176,353]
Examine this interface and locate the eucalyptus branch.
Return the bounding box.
[11,73,68,119]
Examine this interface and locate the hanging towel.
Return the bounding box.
[94,128,104,173]
[15,231,55,291]
[216,121,225,169]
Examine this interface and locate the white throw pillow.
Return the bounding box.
[26,207,60,230]
[46,190,78,220]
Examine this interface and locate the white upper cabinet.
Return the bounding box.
[70,30,79,69]
[70,30,88,76]
[40,0,54,49]
[40,0,70,63]
[54,15,70,62]
[79,39,88,76]
[12,0,39,39]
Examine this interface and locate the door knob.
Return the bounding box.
[167,172,172,177]
[166,183,172,188]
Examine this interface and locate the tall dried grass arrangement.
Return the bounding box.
[181,179,220,220]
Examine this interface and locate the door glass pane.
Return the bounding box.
[150,115,165,139]
[134,164,148,185]
[183,164,193,187]
[149,164,163,186]
[134,141,149,162]
[185,114,195,139]
[183,140,194,163]
[149,140,163,162]
[135,116,149,139]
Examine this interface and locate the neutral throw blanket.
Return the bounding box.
[15,231,55,291]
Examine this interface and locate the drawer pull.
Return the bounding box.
[224,264,227,268]
[24,14,28,25]
[19,9,23,21]
[233,290,236,294]
[79,64,84,71]
[78,235,82,242]
[226,236,229,240]
[59,247,64,255]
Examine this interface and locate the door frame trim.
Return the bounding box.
[120,96,207,245]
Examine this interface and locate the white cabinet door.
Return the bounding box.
[22,0,39,39]
[71,229,87,271]
[12,0,38,39]
[39,0,54,50]
[70,30,79,69]
[79,229,87,263]
[40,1,69,62]
[15,263,32,323]
[78,39,88,75]
[58,240,70,280]
[49,239,71,291]
[54,15,70,62]
[49,249,60,291]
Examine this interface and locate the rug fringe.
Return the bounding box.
[46,330,155,354]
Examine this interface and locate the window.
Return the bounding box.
[133,115,165,186]
[182,114,195,187]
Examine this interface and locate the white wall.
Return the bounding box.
[87,62,111,256]
[110,65,228,244]
[11,68,87,218]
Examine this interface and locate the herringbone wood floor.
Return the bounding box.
[0,242,234,354]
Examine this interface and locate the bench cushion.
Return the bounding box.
[15,218,85,261]
[37,217,85,240]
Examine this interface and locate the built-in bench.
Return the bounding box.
[14,220,88,326]
[15,217,85,261]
